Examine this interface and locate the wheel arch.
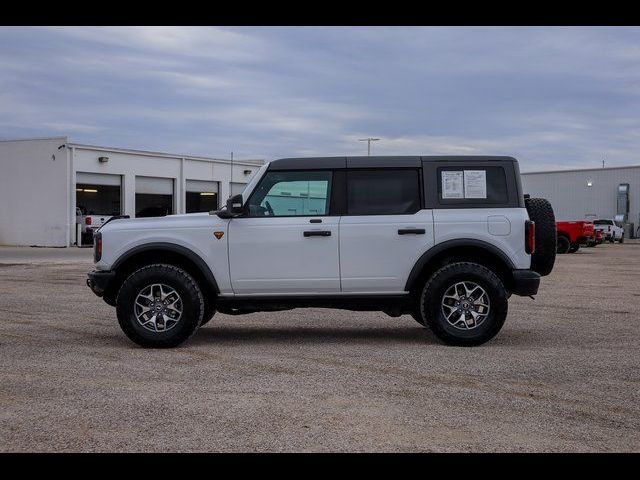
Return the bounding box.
[404,239,516,294]
[105,243,219,305]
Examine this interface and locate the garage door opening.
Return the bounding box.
[75,173,122,216]
[186,180,219,213]
[136,176,174,218]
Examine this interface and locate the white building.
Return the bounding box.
[0,137,263,247]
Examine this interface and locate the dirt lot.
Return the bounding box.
[0,243,639,452]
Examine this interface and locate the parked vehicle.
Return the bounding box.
[556,221,595,254]
[76,207,113,245]
[87,156,557,348]
[593,219,625,243]
[587,229,604,247]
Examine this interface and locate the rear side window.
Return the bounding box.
[437,166,508,205]
[347,169,421,215]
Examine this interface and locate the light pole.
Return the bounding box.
[359,137,379,156]
[229,151,234,198]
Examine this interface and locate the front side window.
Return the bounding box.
[246,170,332,217]
[346,169,421,215]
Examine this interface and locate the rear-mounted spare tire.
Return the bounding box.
[525,197,556,276]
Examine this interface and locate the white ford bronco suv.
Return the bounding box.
[87,156,556,348]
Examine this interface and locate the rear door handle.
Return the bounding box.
[304,230,331,237]
[398,228,425,235]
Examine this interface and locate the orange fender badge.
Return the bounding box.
[214,231,225,240]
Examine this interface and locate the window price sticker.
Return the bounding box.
[441,171,464,198]
[463,170,487,199]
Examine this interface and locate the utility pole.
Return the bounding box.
[602,159,605,168]
[359,137,380,156]
[230,151,234,198]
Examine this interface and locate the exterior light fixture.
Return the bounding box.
[587,180,593,187]
[244,169,252,175]
[98,156,109,163]
[199,192,216,196]
[83,189,98,193]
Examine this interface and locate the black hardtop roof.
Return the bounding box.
[268,155,517,170]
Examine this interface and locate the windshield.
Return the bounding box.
[594,220,613,225]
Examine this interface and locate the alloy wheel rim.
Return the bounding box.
[441,281,490,330]
[134,284,183,332]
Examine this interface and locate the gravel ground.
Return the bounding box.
[0,243,639,452]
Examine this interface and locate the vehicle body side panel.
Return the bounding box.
[432,207,531,270]
[339,210,434,293]
[96,213,233,294]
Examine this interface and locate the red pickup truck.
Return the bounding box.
[556,221,595,254]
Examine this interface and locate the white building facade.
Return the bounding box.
[0,137,263,247]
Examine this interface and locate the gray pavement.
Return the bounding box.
[0,243,639,452]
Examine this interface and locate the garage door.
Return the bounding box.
[135,176,174,217]
[75,172,121,216]
[186,180,219,213]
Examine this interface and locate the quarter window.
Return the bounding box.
[437,166,508,204]
[246,171,332,217]
[346,169,421,215]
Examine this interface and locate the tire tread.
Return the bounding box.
[116,263,204,348]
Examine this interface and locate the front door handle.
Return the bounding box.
[304,230,332,237]
[398,228,425,235]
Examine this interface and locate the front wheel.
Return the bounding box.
[417,262,508,346]
[116,264,204,348]
[201,298,217,326]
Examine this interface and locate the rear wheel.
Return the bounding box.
[568,243,580,253]
[619,235,625,244]
[417,262,508,346]
[556,235,570,254]
[116,264,204,348]
[525,197,556,276]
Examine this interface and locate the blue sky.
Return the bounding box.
[1,26,639,171]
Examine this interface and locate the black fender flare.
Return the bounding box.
[111,242,220,294]
[404,239,516,292]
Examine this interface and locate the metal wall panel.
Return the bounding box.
[521,167,640,226]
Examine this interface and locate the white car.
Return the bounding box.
[593,219,625,243]
[87,156,557,348]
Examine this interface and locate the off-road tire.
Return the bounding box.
[201,299,216,326]
[411,308,426,327]
[568,243,580,253]
[556,235,570,254]
[525,197,556,276]
[418,262,508,346]
[116,264,204,348]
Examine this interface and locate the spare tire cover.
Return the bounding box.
[525,197,557,276]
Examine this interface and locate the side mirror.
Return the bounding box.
[227,194,245,215]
